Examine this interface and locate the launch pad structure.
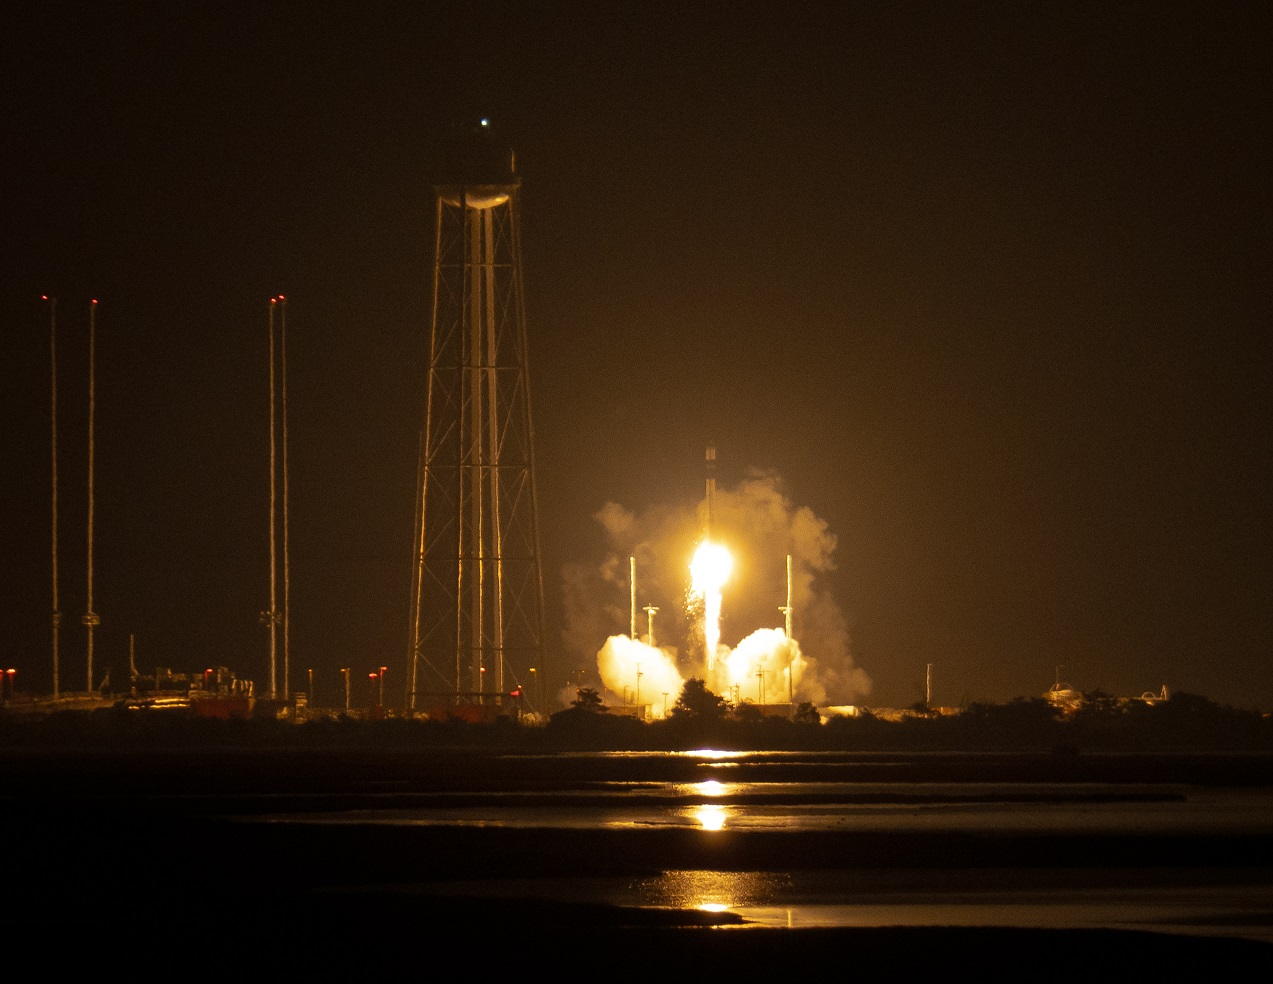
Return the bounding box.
[406,123,547,718]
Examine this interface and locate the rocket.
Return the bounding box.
[705,446,716,535]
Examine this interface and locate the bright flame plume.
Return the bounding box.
[690,540,732,674]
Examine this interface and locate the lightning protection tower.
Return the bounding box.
[407,121,546,718]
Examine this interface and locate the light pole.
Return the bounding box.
[529,667,537,713]
[635,663,643,709]
[378,666,387,708]
[341,668,350,711]
[3,669,14,703]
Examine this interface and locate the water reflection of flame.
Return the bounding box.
[678,749,746,760]
[641,870,789,912]
[693,804,728,830]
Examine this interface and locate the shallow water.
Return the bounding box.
[247,751,1273,945]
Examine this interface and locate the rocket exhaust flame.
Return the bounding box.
[690,540,732,675]
[568,463,873,712]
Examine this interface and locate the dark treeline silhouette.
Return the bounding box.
[1,683,1269,752]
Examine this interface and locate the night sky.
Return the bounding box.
[3,3,1270,710]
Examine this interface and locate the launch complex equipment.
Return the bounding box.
[406,122,547,716]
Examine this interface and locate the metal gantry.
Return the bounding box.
[408,133,546,718]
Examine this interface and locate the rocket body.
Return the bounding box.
[705,446,716,535]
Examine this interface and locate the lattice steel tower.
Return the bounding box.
[407,122,546,716]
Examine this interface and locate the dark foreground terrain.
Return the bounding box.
[3,738,1271,974]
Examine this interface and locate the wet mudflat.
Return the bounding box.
[3,745,1272,972]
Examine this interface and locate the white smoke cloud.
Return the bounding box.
[596,635,684,716]
[561,469,872,707]
[720,627,801,702]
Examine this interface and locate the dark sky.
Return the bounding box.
[2,2,1270,710]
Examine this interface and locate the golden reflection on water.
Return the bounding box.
[692,803,729,830]
[667,779,741,799]
[638,870,791,912]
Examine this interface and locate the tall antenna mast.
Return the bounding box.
[280,295,290,702]
[782,553,793,704]
[83,299,100,693]
[46,296,60,699]
[629,556,636,640]
[266,297,278,700]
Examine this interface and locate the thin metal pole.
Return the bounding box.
[781,554,793,704]
[629,557,636,640]
[84,299,99,693]
[281,295,290,701]
[267,297,277,700]
[46,296,60,698]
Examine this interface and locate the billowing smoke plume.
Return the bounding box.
[561,469,872,708]
[596,635,684,716]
